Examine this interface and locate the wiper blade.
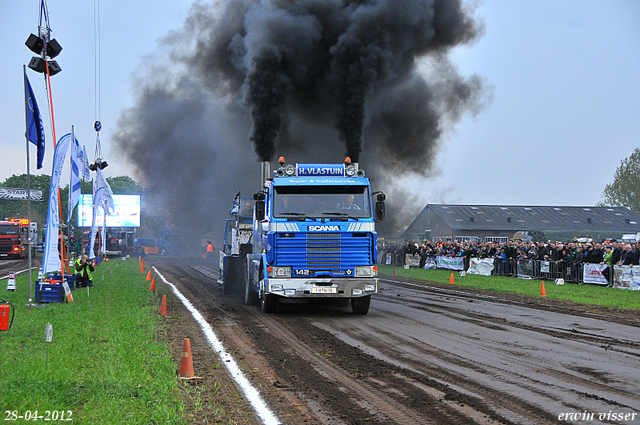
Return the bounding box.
[279,212,316,221]
[320,212,358,220]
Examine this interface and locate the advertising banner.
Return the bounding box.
[436,256,464,271]
[467,258,494,276]
[423,257,437,270]
[583,263,608,285]
[405,254,421,267]
[0,188,43,201]
[613,265,640,290]
[517,259,534,279]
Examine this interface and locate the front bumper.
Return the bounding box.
[262,277,378,298]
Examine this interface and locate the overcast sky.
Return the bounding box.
[1,0,639,209]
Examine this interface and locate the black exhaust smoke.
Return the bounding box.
[113,0,490,236]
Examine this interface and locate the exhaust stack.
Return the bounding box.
[261,161,271,184]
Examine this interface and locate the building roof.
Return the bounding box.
[403,204,640,235]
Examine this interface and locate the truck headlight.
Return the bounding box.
[355,266,375,277]
[364,284,376,292]
[268,266,291,278]
[352,288,363,296]
[271,284,284,291]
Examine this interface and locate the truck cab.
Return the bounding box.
[245,158,385,314]
[0,220,29,259]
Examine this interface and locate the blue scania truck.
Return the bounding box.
[233,157,385,314]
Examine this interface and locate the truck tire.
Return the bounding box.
[261,293,278,313]
[351,295,371,315]
[244,267,259,306]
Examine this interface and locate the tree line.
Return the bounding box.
[0,174,142,239]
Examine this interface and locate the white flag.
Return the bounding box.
[68,129,83,222]
[89,178,98,260]
[89,169,114,259]
[229,191,240,214]
[81,145,91,181]
[94,168,114,214]
[42,133,72,274]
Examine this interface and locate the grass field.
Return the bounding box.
[378,265,640,310]
[0,258,185,424]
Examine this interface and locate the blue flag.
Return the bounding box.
[24,71,46,169]
[68,129,84,222]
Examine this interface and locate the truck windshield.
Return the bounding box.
[273,186,371,219]
[0,225,19,236]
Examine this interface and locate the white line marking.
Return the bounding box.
[153,267,281,425]
[1,268,31,280]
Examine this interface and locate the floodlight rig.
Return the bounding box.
[25,0,62,76]
[89,121,108,171]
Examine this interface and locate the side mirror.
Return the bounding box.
[254,191,266,221]
[255,200,265,221]
[375,201,385,222]
[374,193,386,222]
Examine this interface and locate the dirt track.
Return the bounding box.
[151,257,640,424]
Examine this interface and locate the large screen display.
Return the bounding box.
[77,194,141,228]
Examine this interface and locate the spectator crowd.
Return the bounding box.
[378,238,640,285]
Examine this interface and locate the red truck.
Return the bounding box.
[0,220,29,259]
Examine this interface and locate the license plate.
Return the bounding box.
[311,287,336,294]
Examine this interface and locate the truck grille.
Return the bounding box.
[0,240,15,253]
[274,232,372,274]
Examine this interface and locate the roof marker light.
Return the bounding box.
[344,157,351,165]
[278,157,285,166]
[285,165,295,176]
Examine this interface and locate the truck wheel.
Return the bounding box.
[261,294,278,313]
[351,295,371,315]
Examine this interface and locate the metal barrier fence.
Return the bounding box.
[472,258,585,283]
[381,252,587,283]
[514,259,584,283]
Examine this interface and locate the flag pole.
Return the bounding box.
[23,65,34,310]
[68,125,74,264]
[44,59,66,279]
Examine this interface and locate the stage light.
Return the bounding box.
[46,38,62,59]
[25,34,44,54]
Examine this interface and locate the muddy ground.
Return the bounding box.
[6,256,639,424]
[147,256,640,425]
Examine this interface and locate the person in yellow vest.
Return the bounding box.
[74,254,95,288]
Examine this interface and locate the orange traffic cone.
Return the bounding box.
[540,281,546,297]
[449,273,454,285]
[178,338,201,379]
[159,294,167,316]
[146,270,151,281]
[140,265,144,273]
[393,267,396,276]
[149,277,156,293]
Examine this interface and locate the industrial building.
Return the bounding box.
[401,204,640,243]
